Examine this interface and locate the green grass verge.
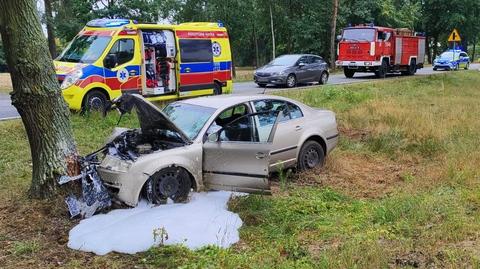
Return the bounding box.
[1,72,480,268]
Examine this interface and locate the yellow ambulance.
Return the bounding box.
[54,19,233,111]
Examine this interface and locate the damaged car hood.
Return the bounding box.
[114,94,192,144]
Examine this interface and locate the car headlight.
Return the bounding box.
[61,69,83,90]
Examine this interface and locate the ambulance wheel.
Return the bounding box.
[83,90,107,113]
[286,74,297,88]
[319,71,329,85]
[344,68,355,78]
[213,83,222,95]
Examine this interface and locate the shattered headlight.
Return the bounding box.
[61,69,83,89]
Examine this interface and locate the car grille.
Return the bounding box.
[256,72,271,77]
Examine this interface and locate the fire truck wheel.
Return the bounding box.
[319,71,329,85]
[83,90,107,113]
[343,68,355,78]
[286,74,297,88]
[375,59,388,79]
[405,59,417,76]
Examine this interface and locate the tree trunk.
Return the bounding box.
[269,3,275,60]
[473,37,477,63]
[330,0,339,69]
[0,0,78,198]
[44,0,57,58]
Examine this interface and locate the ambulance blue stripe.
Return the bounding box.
[180,61,231,74]
[79,65,141,79]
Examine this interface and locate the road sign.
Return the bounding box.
[448,29,461,42]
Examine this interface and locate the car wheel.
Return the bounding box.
[454,63,459,71]
[146,167,191,204]
[257,83,267,88]
[286,74,297,88]
[465,62,470,70]
[213,83,222,95]
[344,67,355,78]
[297,140,325,171]
[319,71,329,85]
[433,67,437,71]
[83,90,107,113]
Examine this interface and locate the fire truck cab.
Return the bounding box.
[336,25,425,78]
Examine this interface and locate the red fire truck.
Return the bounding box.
[336,25,426,78]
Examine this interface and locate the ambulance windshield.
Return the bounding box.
[57,35,111,64]
[342,28,376,42]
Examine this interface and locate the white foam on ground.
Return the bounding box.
[68,191,244,255]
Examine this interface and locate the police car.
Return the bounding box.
[433,49,470,71]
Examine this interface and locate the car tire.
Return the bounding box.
[375,59,388,78]
[286,74,297,88]
[454,63,459,71]
[433,67,437,71]
[344,67,355,78]
[465,62,470,70]
[297,140,325,171]
[213,83,222,95]
[83,90,107,113]
[319,71,329,85]
[146,167,191,204]
[257,83,267,88]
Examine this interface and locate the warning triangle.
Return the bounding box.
[448,29,461,42]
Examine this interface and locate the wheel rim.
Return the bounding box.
[155,171,180,198]
[287,76,295,87]
[321,73,328,84]
[303,146,320,168]
[88,96,103,110]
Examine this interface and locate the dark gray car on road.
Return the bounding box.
[254,54,329,88]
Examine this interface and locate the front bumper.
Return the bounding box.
[62,85,86,110]
[254,75,287,85]
[336,60,382,68]
[433,63,454,69]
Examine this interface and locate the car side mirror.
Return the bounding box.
[298,62,306,68]
[336,35,342,41]
[104,54,117,69]
[207,132,219,143]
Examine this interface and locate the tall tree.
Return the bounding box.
[0,0,78,198]
[44,0,57,58]
[330,0,339,68]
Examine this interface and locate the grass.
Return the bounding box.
[233,67,254,82]
[0,73,12,93]
[1,71,480,268]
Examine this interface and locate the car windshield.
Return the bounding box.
[163,103,216,140]
[57,35,111,63]
[268,55,301,66]
[342,28,376,42]
[439,52,458,60]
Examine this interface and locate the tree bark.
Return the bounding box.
[330,0,339,69]
[44,0,57,58]
[0,0,78,198]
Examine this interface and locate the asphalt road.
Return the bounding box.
[0,64,478,120]
[232,64,480,95]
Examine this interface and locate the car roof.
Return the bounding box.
[178,94,297,109]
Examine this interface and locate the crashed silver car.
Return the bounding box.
[98,94,338,206]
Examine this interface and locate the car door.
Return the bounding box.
[459,52,469,68]
[295,56,309,82]
[310,56,326,82]
[252,99,305,170]
[203,112,279,194]
[103,38,141,92]
[304,56,320,82]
